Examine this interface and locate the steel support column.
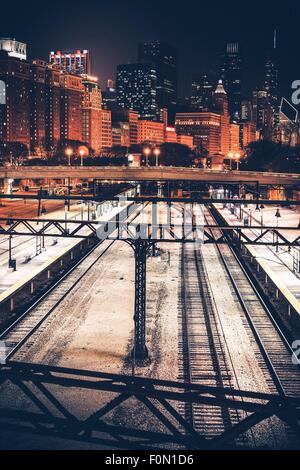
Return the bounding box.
[132,240,150,361]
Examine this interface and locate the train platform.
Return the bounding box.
[0,200,130,303]
[214,203,300,310]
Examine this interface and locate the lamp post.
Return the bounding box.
[144,147,150,167]
[154,147,160,167]
[235,152,241,170]
[275,208,281,253]
[41,205,47,249]
[79,149,84,167]
[64,200,68,232]
[65,147,73,166]
[260,204,265,234]
[6,218,15,270]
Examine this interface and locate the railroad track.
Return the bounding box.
[205,206,300,398]
[178,242,241,438]
[0,202,148,362]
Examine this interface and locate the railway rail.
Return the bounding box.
[0,202,148,362]
[205,206,300,398]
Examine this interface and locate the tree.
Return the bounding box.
[158,143,194,167]
[242,141,292,172]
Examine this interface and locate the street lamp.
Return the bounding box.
[79,149,85,167]
[235,152,241,170]
[6,218,16,270]
[65,147,73,166]
[64,199,68,232]
[275,208,281,253]
[260,204,265,234]
[144,147,151,167]
[154,148,160,167]
[41,205,47,249]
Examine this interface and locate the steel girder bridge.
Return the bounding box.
[1,197,300,448]
[0,361,300,449]
[0,198,299,360]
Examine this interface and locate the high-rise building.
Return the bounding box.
[191,74,214,111]
[165,126,177,143]
[220,42,243,120]
[241,122,257,148]
[137,120,165,144]
[111,109,139,146]
[0,38,27,61]
[82,75,102,152]
[45,65,61,151]
[0,51,30,148]
[59,73,84,142]
[241,99,253,122]
[264,30,279,139]
[30,60,46,152]
[112,122,130,147]
[102,79,117,111]
[175,112,221,154]
[138,41,177,111]
[214,80,230,155]
[252,89,273,140]
[116,63,157,120]
[49,50,91,76]
[100,109,112,149]
[229,123,240,153]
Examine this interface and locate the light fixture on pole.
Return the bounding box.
[154,147,160,167]
[144,147,151,167]
[235,152,241,170]
[275,208,281,253]
[65,147,73,166]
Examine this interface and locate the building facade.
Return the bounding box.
[82,76,102,152]
[175,112,221,154]
[138,120,165,144]
[0,52,30,148]
[100,109,112,149]
[191,74,214,111]
[0,38,27,61]
[49,50,91,76]
[116,63,158,121]
[220,42,243,120]
[30,59,46,152]
[59,73,84,142]
[138,41,177,111]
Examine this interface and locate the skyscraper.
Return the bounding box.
[220,42,243,120]
[49,50,91,76]
[82,76,102,152]
[30,59,46,152]
[191,74,214,111]
[59,73,84,142]
[0,50,30,148]
[138,41,178,111]
[264,30,279,140]
[214,79,230,155]
[116,63,157,121]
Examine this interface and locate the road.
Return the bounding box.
[0,165,299,185]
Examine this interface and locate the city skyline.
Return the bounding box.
[1,0,300,100]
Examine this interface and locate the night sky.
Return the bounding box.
[1,0,300,101]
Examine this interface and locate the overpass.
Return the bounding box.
[0,166,299,186]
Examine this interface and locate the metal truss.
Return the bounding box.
[0,218,299,247]
[127,240,154,361]
[0,361,299,449]
[0,193,300,205]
